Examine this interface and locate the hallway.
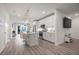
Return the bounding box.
[1,37,79,55]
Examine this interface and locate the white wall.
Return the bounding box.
[55,10,70,45]
[0,6,10,53]
[71,17,79,39]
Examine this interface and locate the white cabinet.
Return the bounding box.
[43,32,55,43]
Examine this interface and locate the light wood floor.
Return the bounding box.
[1,38,79,55]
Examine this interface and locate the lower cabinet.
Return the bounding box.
[43,32,55,43]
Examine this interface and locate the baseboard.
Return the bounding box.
[42,39,55,44]
[0,45,6,54]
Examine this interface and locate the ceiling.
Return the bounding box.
[0,3,79,20]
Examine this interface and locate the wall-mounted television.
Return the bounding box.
[63,17,72,28]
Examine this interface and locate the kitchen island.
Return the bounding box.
[21,32,39,47]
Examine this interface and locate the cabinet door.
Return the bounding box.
[49,33,55,42]
[43,32,47,40]
[47,33,55,43]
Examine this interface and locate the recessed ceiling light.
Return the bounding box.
[67,16,72,19]
[75,13,79,16]
[17,14,21,17]
[5,23,8,28]
[42,11,46,14]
